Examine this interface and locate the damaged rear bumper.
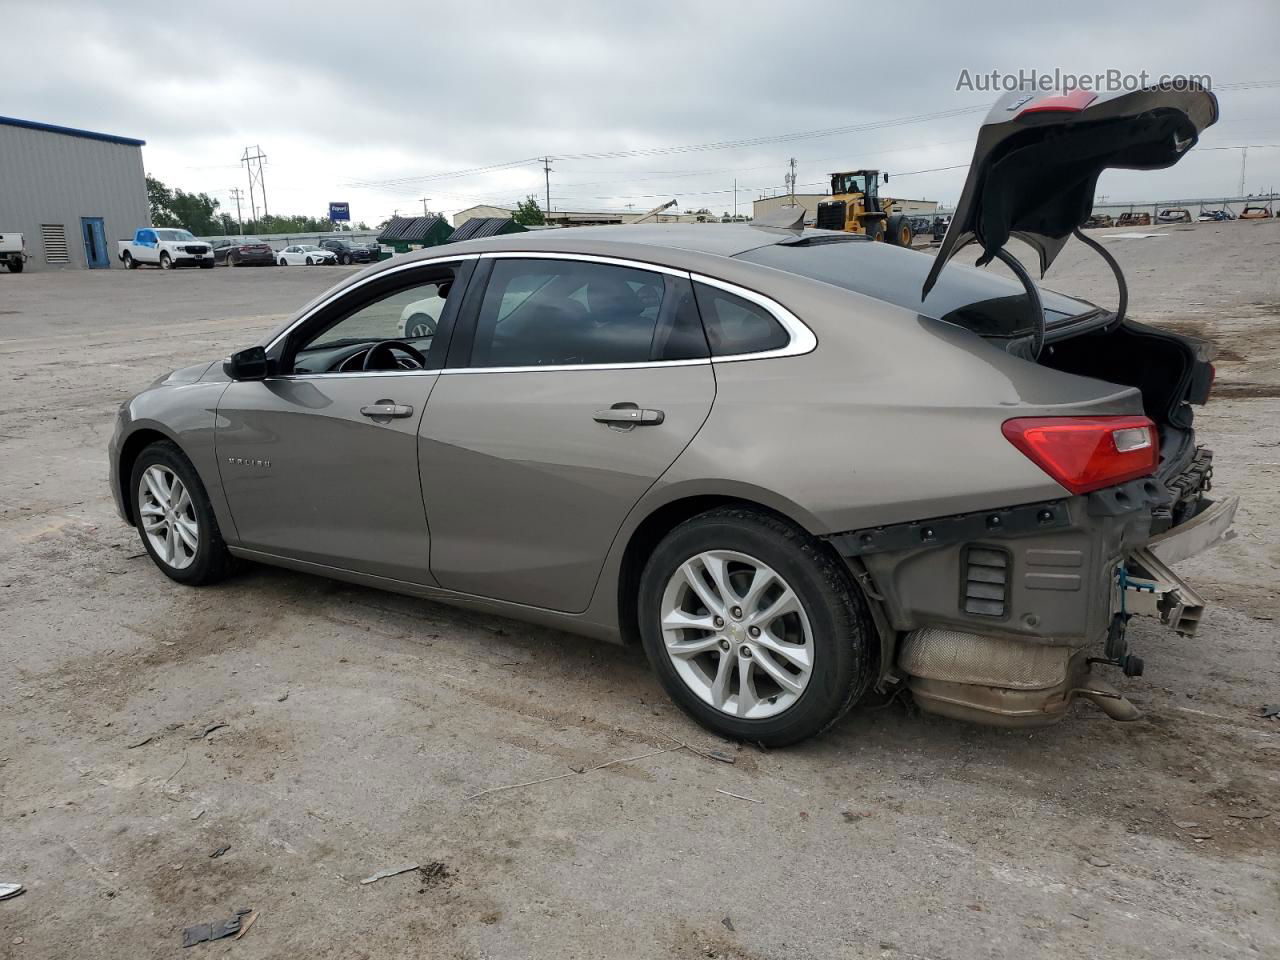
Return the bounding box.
[826,474,1236,726]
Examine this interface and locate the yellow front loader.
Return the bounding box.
[814,169,913,245]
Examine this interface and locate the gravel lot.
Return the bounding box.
[2,224,1278,960]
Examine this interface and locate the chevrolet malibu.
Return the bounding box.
[110,85,1236,745]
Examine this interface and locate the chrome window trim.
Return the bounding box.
[690,273,818,363]
[438,358,710,376]
[264,252,481,352]
[478,249,688,279]
[263,250,817,377]
[266,369,443,382]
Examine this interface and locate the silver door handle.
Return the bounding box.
[593,407,664,425]
[361,403,414,419]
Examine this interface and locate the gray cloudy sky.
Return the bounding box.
[10,0,1280,224]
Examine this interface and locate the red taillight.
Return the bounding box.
[1017,90,1098,116]
[1002,416,1158,494]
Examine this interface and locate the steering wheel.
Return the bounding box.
[362,340,427,371]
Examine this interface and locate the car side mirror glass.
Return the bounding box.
[223,346,269,381]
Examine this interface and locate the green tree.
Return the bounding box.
[513,195,545,226]
[146,175,179,227]
[168,189,222,235]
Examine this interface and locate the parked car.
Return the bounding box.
[1239,205,1274,219]
[212,237,276,267]
[109,85,1233,745]
[118,228,213,269]
[1156,208,1192,223]
[319,238,379,265]
[1196,209,1233,222]
[1115,211,1152,227]
[398,288,448,338]
[0,231,27,272]
[1084,214,1114,228]
[277,244,337,266]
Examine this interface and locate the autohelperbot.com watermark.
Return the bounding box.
[956,69,1211,94]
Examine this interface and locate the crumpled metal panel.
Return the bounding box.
[899,628,1070,690]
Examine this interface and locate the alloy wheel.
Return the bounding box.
[659,550,814,719]
[137,464,199,570]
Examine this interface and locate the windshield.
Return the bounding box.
[155,229,195,241]
[738,240,1094,338]
[299,245,321,251]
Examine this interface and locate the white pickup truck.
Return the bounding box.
[117,228,214,269]
[0,231,27,272]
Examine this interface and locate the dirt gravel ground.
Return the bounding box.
[1,226,1278,960]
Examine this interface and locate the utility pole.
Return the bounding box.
[1239,146,1249,196]
[787,158,797,205]
[241,145,269,225]
[419,198,430,217]
[542,157,553,216]
[229,188,245,233]
[734,178,738,219]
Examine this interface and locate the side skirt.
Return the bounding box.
[226,546,620,643]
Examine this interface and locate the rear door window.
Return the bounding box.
[468,258,705,367]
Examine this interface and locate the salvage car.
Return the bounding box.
[320,238,379,265]
[110,84,1235,745]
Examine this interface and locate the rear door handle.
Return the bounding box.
[361,403,414,419]
[593,407,664,426]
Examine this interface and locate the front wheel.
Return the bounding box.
[159,252,173,269]
[123,252,137,269]
[7,257,23,273]
[278,257,288,266]
[638,507,873,746]
[340,253,352,265]
[305,256,313,266]
[130,441,234,585]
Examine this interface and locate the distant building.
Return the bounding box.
[0,115,150,270]
[753,193,938,225]
[451,203,710,228]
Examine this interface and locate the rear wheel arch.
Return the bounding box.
[615,493,828,647]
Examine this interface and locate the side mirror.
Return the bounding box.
[223,346,269,381]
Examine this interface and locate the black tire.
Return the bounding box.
[340,253,352,265]
[129,440,234,586]
[159,252,173,270]
[403,313,437,338]
[7,257,23,273]
[279,258,288,267]
[226,253,237,267]
[123,252,137,270]
[886,213,913,247]
[865,220,886,242]
[638,506,874,746]
[305,256,313,266]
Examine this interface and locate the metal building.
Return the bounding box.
[0,116,150,271]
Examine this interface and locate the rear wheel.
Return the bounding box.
[864,220,886,242]
[159,252,173,269]
[340,253,352,265]
[130,441,234,585]
[404,313,437,338]
[123,252,137,269]
[8,257,23,273]
[638,507,873,746]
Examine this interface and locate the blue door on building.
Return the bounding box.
[80,217,109,268]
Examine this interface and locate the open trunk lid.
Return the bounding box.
[923,84,1218,298]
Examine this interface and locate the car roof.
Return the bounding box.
[448,223,801,259]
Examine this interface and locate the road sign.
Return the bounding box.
[329,202,350,222]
